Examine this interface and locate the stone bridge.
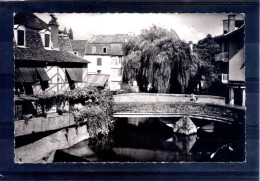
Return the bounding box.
[113,93,245,125]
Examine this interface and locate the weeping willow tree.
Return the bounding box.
[122,25,193,93]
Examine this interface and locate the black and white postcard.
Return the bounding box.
[14,13,246,163]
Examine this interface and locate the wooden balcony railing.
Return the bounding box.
[215,52,229,62]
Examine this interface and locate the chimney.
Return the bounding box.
[223,20,228,34]
[48,14,59,49]
[228,14,236,33]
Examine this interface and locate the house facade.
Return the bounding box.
[84,34,128,91]
[214,14,245,106]
[14,13,89,119]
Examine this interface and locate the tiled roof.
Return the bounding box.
[85,43,124,56]
[14,27,89,64]
[110,44,124,55]
[15,47,89,64]
[58,34,73,52]
[71,40,88,57]
[14,13,49,30]
[90,34,128,43]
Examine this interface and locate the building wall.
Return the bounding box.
[85,55,112,74]
[33,66,88,94]
[84,54,123,90]
[229,48,245,82]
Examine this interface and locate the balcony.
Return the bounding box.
[218,73,228,84]
[215,52,229,62]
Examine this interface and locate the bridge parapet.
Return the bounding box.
[113,102,245,125]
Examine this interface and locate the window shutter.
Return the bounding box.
[97,58,102,66]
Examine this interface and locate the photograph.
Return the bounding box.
[13,12,246,163]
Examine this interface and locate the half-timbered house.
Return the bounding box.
[14,13,89,119]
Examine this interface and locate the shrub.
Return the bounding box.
[120,84,133,93]
[35,87,115,138]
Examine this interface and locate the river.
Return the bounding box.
[53,117,245,162]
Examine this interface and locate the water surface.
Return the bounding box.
[54,117,245,162]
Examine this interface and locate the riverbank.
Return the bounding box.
[15,124,89,163]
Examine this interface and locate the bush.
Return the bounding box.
[120,84,133,93]
[71,89,114,138]
[35,87,115,138]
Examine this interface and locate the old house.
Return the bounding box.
[14,13,89,119]
[214,14,245,106]
[84,34,128,91]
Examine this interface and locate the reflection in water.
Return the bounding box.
[171,134,198,154]
[55,117,245,162]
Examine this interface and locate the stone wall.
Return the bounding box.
[15,113,83,137]
[114,102,245,124]
[15,125,89,163]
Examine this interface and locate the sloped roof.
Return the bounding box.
[110,44,124,55]
[214,24,245,41]
[85,43,124,56]
[71,40,87,57]
[14,13,49,30]
[14,14,89,64]
[90,34,128,43]
[87,74,110,87]
[14,26,89,64]
[58,34,73,52]
[15,47,89,64]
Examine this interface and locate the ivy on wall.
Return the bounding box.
[34,86,114,137]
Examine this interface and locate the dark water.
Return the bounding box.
[54,117,245,162]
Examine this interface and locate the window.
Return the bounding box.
[39,29,51,49]
[97,70,101,73]
[92,46,96,53]
[17,30,25,46]
[103,47,107,53]
[97,58,102,66]
[14,24,26,47]
[44,34,50,47]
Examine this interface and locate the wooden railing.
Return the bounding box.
[215,52,229,62]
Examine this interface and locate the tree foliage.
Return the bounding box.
[122,25,192,93]
[35,87,114,137]
[190,34,222,94]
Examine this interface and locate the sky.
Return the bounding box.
[35,13,244,44]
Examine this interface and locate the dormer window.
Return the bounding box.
[14,24,26,47]
[44,34,50,47]
[103,47,107,53]
[39,29,52,49]
[18,30,25,46]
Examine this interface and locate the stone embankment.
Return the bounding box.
[15,125,89,163]
[15,113,86,137]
